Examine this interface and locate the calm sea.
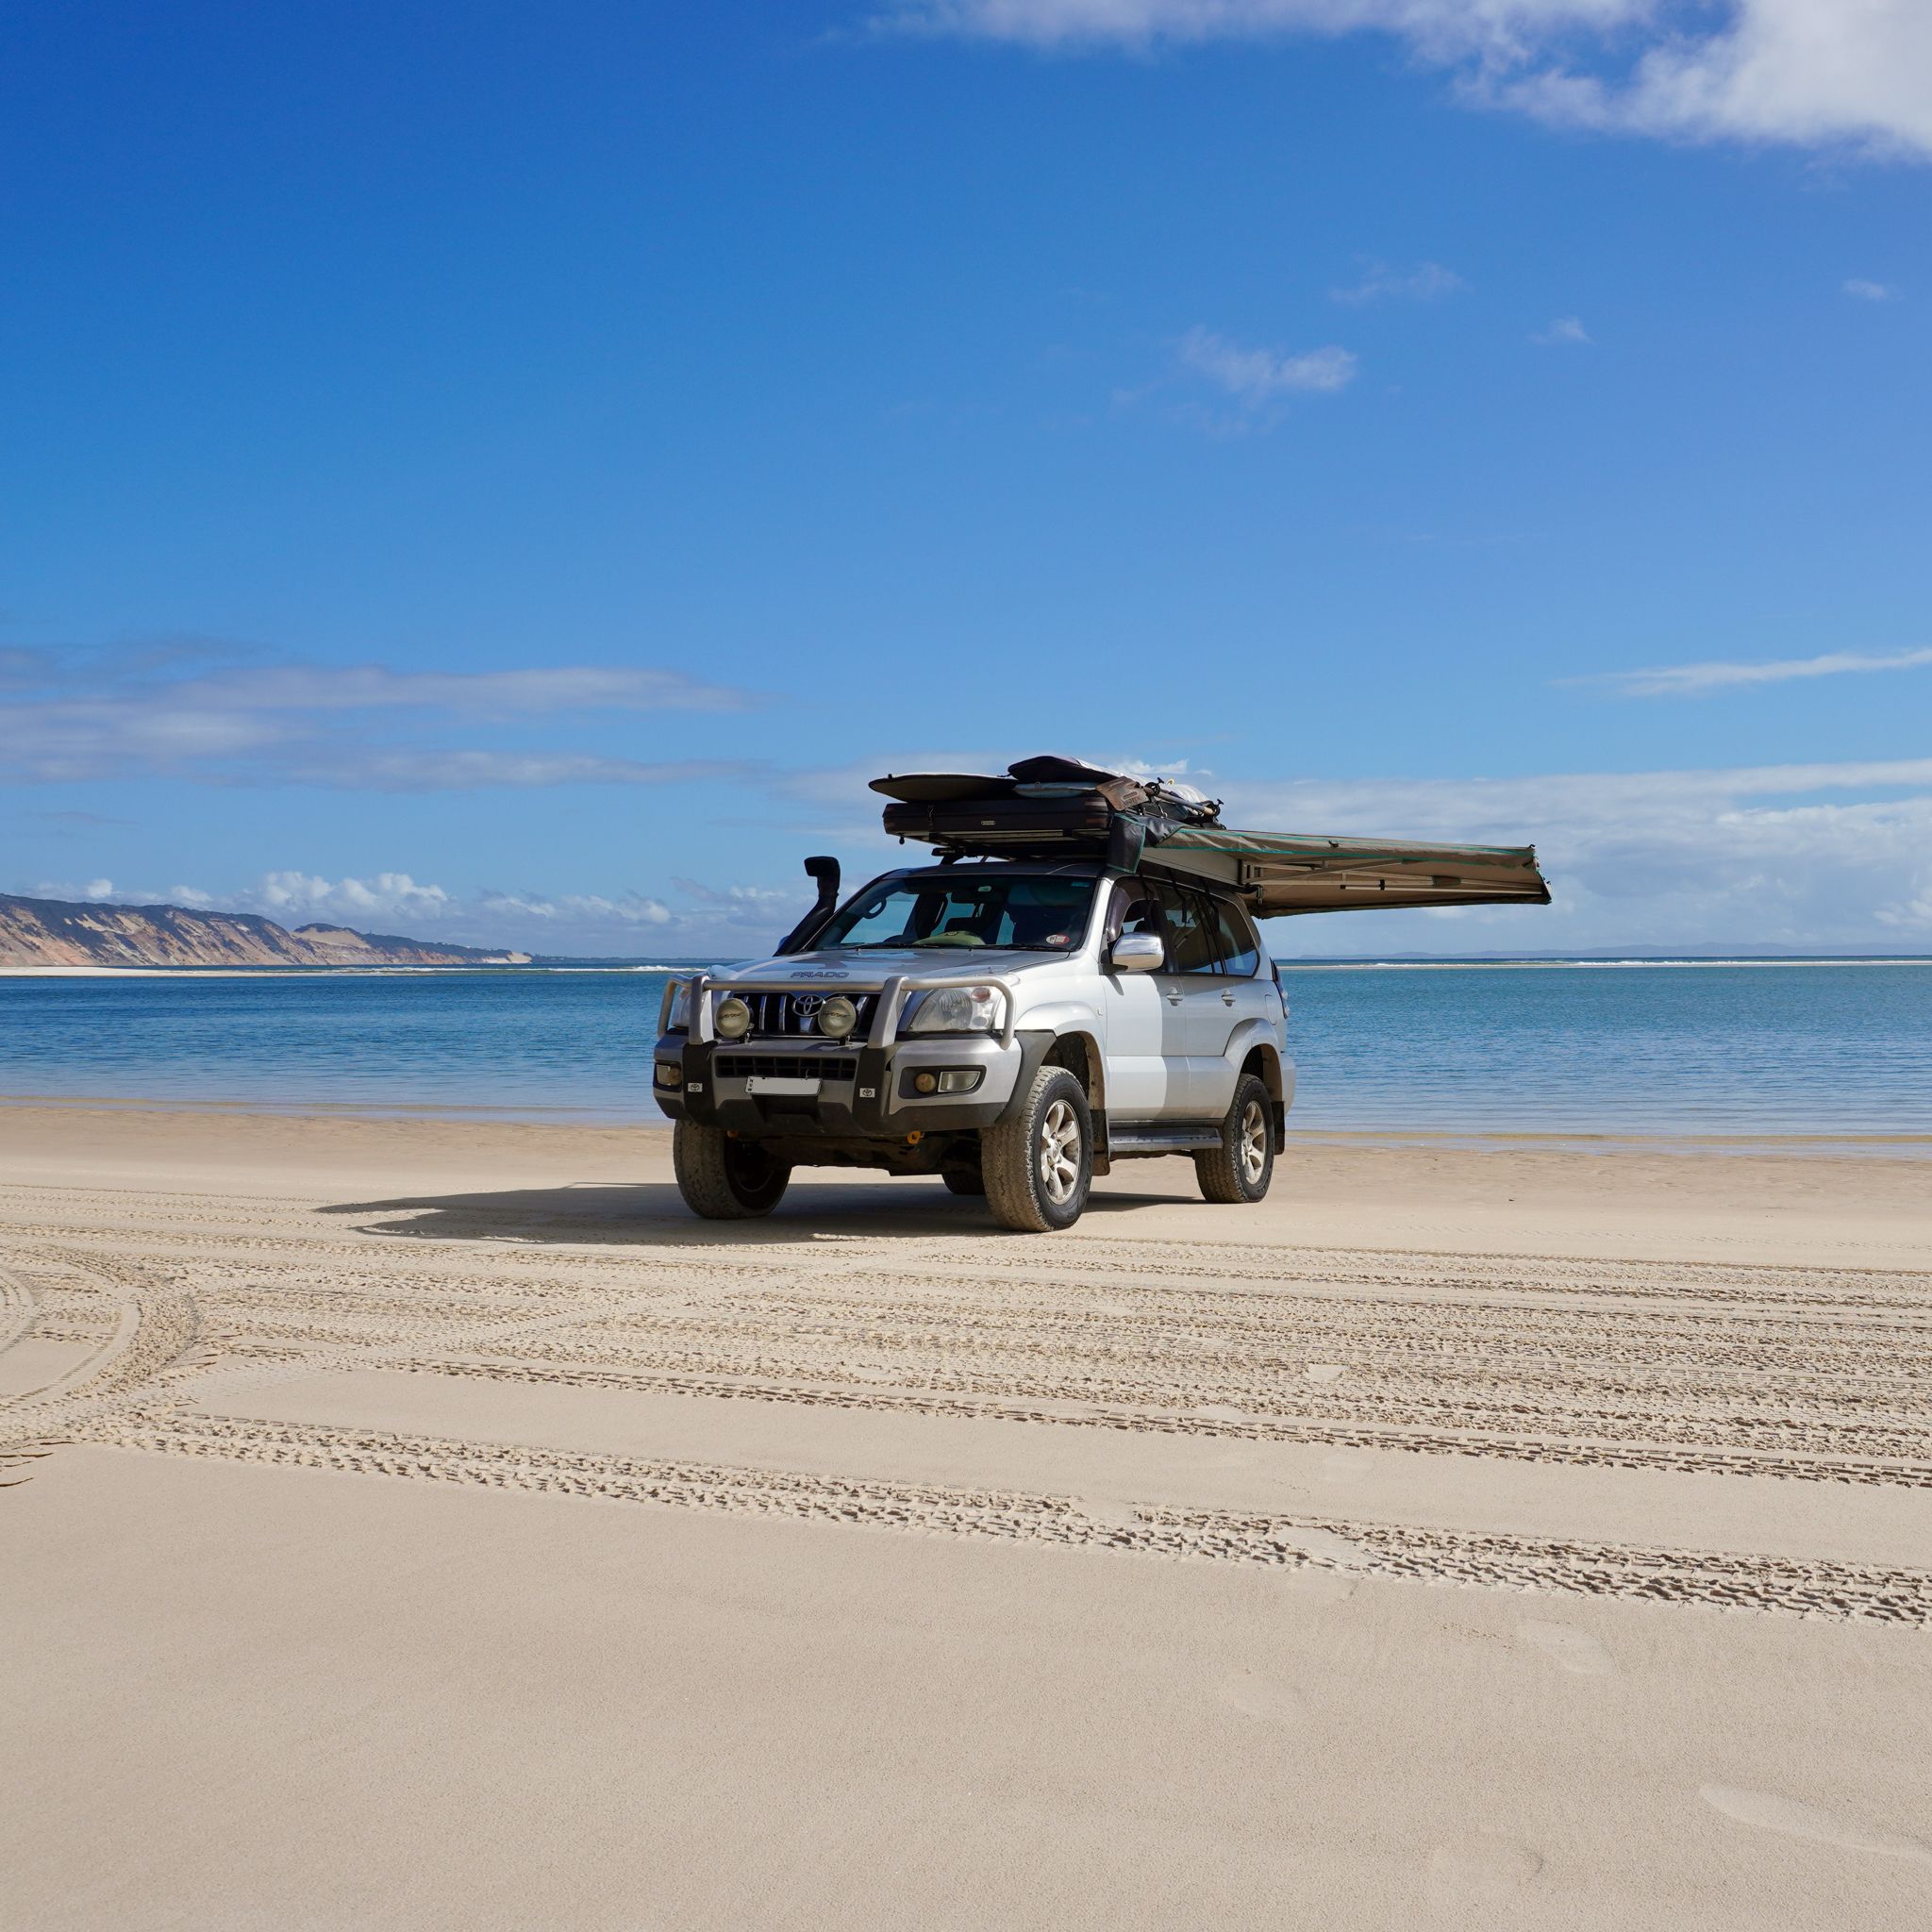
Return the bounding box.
[2,963,1929,1140]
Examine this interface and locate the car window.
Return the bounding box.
[1148,880,1218,974]
[812,874,1096,951]
[1206,896,1260,976]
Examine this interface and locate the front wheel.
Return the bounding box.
[673,1121,791,1220]
[981,1066,1092,1232]
[1195,1074,1274,1205]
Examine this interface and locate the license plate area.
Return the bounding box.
[743,1075,821,1096]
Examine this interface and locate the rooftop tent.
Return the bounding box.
[870,757,1550,919]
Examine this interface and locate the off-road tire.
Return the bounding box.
[673,1121,791,1219]
[941,1164,986,1197]
[1195,1074,1274,1206]
[981,1066,1092,1232]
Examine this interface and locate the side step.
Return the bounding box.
[1106,1123,1224,1158]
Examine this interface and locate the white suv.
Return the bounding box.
[654,858,1291,1232]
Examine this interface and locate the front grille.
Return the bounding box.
[715,1055,858,1082]
[730,991,879,1039]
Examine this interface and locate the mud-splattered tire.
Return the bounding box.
[981,1066,1092,1232]
[1195,1074,1274,1206]
[673,1122,791,1219]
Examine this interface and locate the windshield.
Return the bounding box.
[808,874,1097,952]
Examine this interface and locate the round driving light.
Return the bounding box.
[914,1072,938,1094]
[715,996,751,1040]
[817,995,858,1039]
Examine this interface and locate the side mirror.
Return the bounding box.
[1109,932,1163,974]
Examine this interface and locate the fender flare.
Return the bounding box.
[1020,1001,1109,1111]
[1219,1020,1293,1129]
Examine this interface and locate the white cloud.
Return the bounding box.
[294,750,750,791]
[1531,314,1592,345]
[1842,277,1893,301]
[169,664,754,716]
[26,877,119,904]
[1330,259,1467,304]
[1177,326,1358,407]
[889,1,1932,158]
[256,871,456,924]
[475,889,674,927]
[1220,757,1932,949]
[0,648,764,789]
[1582,645,1932,697]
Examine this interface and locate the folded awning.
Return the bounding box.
[1150,825,1551,917]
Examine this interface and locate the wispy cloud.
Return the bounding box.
[1843,278,1893,302]
[1221,756,1932,948]
[1174,326,1357,424]
[23,808,133,829]
[1580,646,1932,698]
[286,751,753,792]
[1329,259,1467,305]
[475,887,674,929]
[167,664,754,716]
[0,645,765,790]
[884,2,1932,159]
[1531,315,1591,346]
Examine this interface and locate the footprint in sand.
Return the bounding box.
[1699,1786,1932,1864]
[1220,1671,1307,1723]
[1519,1620,1615,1676]
[1424,1833,1544,1898]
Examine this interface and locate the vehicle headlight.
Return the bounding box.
[665,979,692,1032]
[906,984,1006,1035]
[716,995,752,1040]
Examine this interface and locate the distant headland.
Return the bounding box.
[0,891,531,969]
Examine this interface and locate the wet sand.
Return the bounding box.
[4,1104,1930,1928]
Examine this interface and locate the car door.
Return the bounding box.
[1194,892,1274,1113]
[1096,877,1170,1120]
[1146,879,1227,1115]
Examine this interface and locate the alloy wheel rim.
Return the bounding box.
[1038,1097,1082,1205]
[1240,1100,1268,1185]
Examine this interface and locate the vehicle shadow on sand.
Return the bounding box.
[315,1178,1188,1246]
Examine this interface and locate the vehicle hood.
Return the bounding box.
[711,949,1070,988]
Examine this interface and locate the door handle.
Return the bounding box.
[1221,991,1236,1005]
[1166,993,1182,1006]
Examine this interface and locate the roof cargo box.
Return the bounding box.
[880,791,1116,850]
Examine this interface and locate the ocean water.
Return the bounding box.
[2,963,1929,1139]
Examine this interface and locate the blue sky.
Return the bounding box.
[5,1,1928,956]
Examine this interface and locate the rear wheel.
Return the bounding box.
[1195,1074,1274,1206]
[982,1066,1092,1232]
[673,1121,791,1219]
[941,1161,986,1197]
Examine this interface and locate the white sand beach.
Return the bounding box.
[4,1105,1930,1928]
